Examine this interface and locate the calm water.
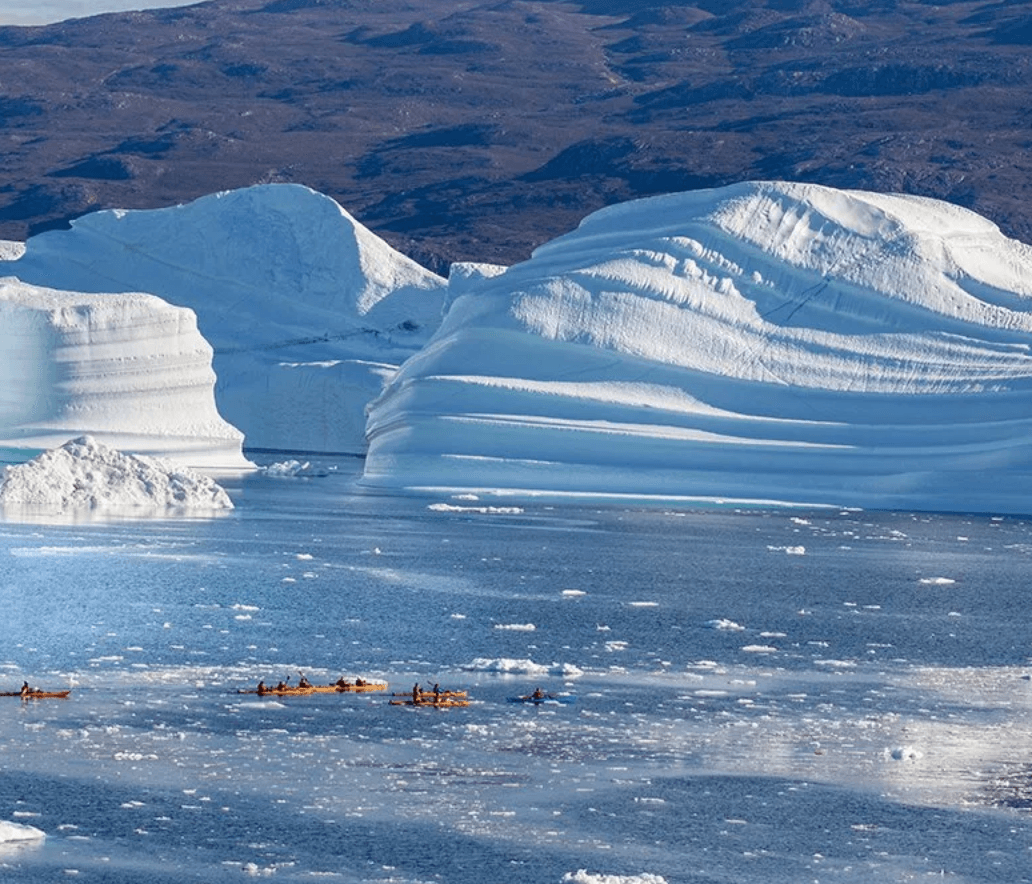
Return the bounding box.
[1,464,1030,882]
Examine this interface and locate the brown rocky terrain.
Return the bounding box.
[2,0,1030,272]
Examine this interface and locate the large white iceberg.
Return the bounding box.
[0,277,248,469]
[8,184,448,455]
[363,181,1032,515]
[0,435,233,511]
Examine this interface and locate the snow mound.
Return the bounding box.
[0,435,233,511]
[9,183,447,456]
[363,181,1032,515]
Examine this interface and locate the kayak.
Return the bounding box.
[509,693,575,705]
[389,698,470,708]
[238,681,387,696]
[1,690,71,699]
[391,690,467,699]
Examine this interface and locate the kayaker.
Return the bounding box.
[20,681,30,697]
[335,676,350,689]
[532,687,545,700]
[433,683,441,701]
[412,683,420,704]
[298,675,312,689]
[257,680,267,694]
[355,677,365,687]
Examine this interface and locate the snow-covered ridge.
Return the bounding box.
[363,181,1032,515]
[8,184,447,455]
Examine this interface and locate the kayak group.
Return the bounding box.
[6,677,570,707]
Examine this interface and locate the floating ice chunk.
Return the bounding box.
[562,871,668,884]
[465,657,583,678]
[706,619,745,631]
[886,745,923,762]
[918,576,956,585]
[0,820,46,845]
[741,644,778,653]
[0,436,232,512]
[494,623,536,631]
[768,545,806,555]
[427,503,524,514]
[562,589,586,597]
[262,460,315,478]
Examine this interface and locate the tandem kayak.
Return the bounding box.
[238,682,388,696]
[1,690,71,699]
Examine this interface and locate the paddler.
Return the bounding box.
[412,682,420,704]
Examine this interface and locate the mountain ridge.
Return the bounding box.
[1,0,1029,272]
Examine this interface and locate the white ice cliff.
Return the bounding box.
[362,181,1032,515]
[8,184,447,455]
[0,278,248,468]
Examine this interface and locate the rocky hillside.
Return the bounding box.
[2,0,1029,271]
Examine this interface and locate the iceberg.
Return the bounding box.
[8,183,447,456]
[0,435,233,512]
[0,277,248,469]
[363,181,1032,515]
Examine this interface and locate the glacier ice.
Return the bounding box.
[0,277,248,469]
[8,183,447,456]
[362,181,1032,515]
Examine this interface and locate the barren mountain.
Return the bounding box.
[2,0,1029,271]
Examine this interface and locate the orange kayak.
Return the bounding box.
[1,689,71,699]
